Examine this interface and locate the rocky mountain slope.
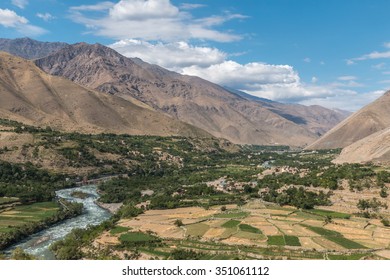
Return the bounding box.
[34,42,348,146]
[0,52,210,138]
[307,91,390,150]
[0,37,67,59]
[334,127,390,164]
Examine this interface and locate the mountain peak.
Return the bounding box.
[0,37,68,59]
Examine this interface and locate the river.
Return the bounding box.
[7,185,111,259]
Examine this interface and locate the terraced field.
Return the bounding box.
[94,199,390,259]
[0,202,60,233]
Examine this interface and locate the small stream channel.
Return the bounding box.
[7,185,112,259]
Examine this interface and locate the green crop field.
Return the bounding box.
[267,235,285,246]
[119,232,158,243]
[110,226,130,235]
[303,225,366,249]
[0,201,60,232]
[284,235,301,246]
[221,220,241,228]
[213,211,249,219]
[238,223,262,234]
[305,209,351,219]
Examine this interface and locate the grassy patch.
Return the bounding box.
[221,220,240,228]
[267,235,285,246]
[327,237,366,249]
[306,209,351,219]
[239,224,262,234]
[110,226,130,235]
[214,211,249,219]
[284,235,301,246]
[0,201,60,232]
[0,197,19,205]
[328,253,368,260]
[119,232,158,243]
[303,225,366,249]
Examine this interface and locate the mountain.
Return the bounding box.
[225,88,351,136]
[0,37,68,59]
[34,42,348,146]
[334,127,390,164]
[307,91,390,150]
[0,52,211,138]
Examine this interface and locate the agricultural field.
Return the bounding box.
[0,202,60,233]
[88,199,390,260]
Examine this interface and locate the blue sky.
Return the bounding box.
[1,0,390,111]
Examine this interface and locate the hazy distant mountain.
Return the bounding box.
[34,42,349,146]
[0,51,210,138]
[0,38,68,59]
[307,91,390,150]
[225,88,351,137]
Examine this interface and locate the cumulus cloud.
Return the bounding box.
[0,8,46,36]
[0,8,27,27]
[12,0,28,9]
[182,61,299,89]
[36,12,55,22]
[70,0,244,42]
[110,39,226,70]
[110,38,374,110]
[109,0,179,20]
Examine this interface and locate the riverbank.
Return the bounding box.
[95,201,123,214]
[3,185,112,259]
[0,200,83,251]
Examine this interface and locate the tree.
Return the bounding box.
[174,219,184,227]
[380,187,388,198]
[11,248,35,260]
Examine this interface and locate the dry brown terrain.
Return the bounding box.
[334,127,390,164]
[307,90,390,150]
[100,201,390,256]
[0,52,210,139]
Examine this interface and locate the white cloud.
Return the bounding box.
[36,12,54,22]
[0,8,47,36]
[181,61,299,90]
[303,57,311,63]
[70,2,115,11]
[70,0,244,42]
[110,39,226,69]
[0,8,27,27]
[109,0,179,20]
[12,0,28,9]
[372,62,386,70]
[348,43,390,63]
[300,90,385,112]
[338,76,357,81]
[180,3,206,10]
[111,38,375,110]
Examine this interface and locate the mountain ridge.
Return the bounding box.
[33,41,349,146]
[307,90,390,150]
[0,51,211,138]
